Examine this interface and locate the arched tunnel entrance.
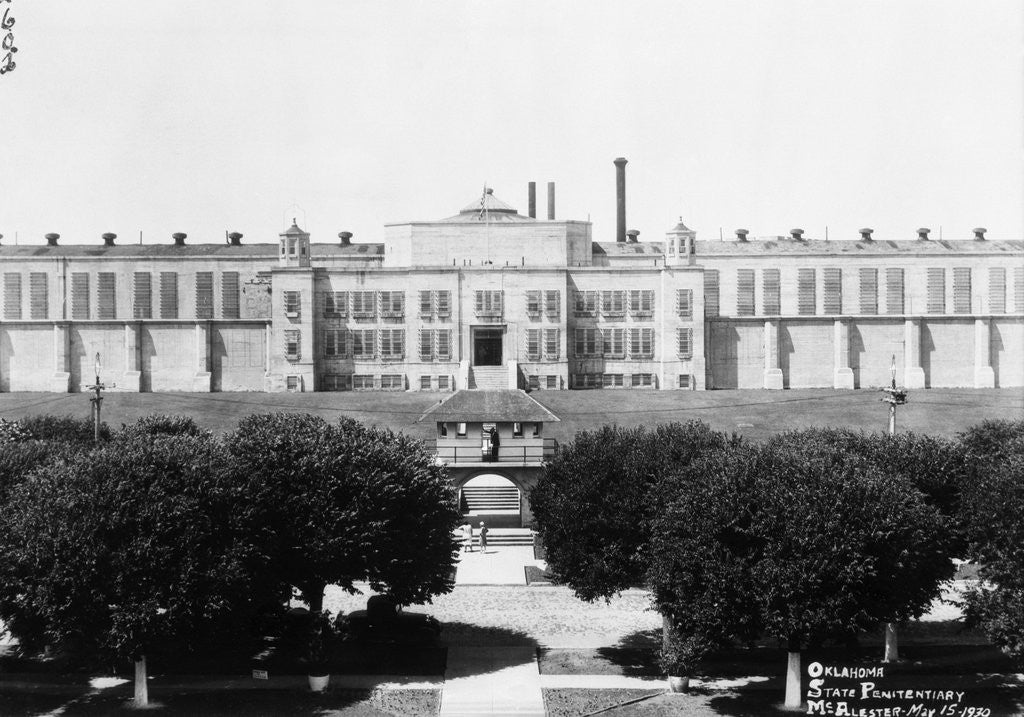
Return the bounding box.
[458,473,522,529]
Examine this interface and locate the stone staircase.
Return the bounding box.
[462,485,520,512]
[468,366,508,390]
[481,528,535,546]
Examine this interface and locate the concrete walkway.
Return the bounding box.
[440,647,545,716]
[454,545,543,585]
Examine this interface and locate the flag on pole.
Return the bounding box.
[478,184,488,221]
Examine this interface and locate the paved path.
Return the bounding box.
[440,647,545,716]
[454,545,542,585]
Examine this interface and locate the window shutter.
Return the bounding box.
[823,268,842,314]
[677,327,693,358]
[3,273,21,320]
[953,267,971,314]
[436,329,451,360]
[221,272,239,319]
[195,272,214,319]
[762,270,780,316]
[72,273,90,319]
[133,272,152,319]
[420,329,433,361]
[544,290,560,319]
[526,328,541,361]
[798,268,816,315]
[29,273,48,320]
[676,288,694,318]
[989,267,1006,313]
[927,268,945,313]
[703,270,719,317]
[544,328,559,359]
[737,269,755,316]
[420,290,433,317]
[98,273,117,319]
[885,268,904,314]
[859,268,877,315]
[1014,267,1024,314]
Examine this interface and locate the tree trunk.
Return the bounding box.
[302,582,326,614]
[134,655,149,708]
[784,650,801,709]
[661,613,674,652]
[883,622,899,662]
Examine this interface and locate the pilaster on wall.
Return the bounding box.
[51,323,71,393]
[763,320,784,389]
[974,318,995,388]
[904,318,926,389]
[833,320,854,389]
[192,322,212,392]
[507,360,519,389]
[121,323,141,392]
[458,360,470,390]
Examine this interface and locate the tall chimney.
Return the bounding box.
[614,157,628,243]
[102,232,116,246]
[528,182,536,219]
[859,228,873,242]
[45,233,60,246]
[172,232,187,246]
[228,232,243,246]
[735,228,749,242]
[973,227,987,241]
[547,182,555,220]
[917,227,930,241]
[338,231,353,246]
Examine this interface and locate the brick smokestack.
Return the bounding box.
[614,157,627,243]
[547,182,555,220]
[528,182,536,219]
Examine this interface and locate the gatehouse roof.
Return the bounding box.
[418,390,560,423]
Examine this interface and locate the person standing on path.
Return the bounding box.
[478,521,488,553]
[461,521,473,552]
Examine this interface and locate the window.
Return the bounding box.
[351,290,376,318]
[436,329,451,360]
[677,327,693,359]
[323,329,347,357]
[601,328,625,358]
[602,290,626,317]
[222,272,240,319]
[1015,267,1024,314]
[676,288,693,318]
[574,290,598,316]
[629,327,654,358]
[160,272,178,319]
[132,273,151,319]
[29,273,48,320]
[544,290,561,320]
[762,270,780,316]
[526,290,542,317]
[322,374,352,391]
[419,329,450,361]
[513,422,523,437]
[475,290,503,317]
[196,272,214,319]
[381,374,403,390]
[325,291,348,317]
[526,328,542,361]
[602,373,624,388]
[543,328,559,360]
[528,375,540,390]
[379,290,405,318]
[420,375,433,390]
[456,422,467,437]
[798,268,816,315]
[72,273,90,319]
[823,268,842,314]
[545,375,558,389]
[284,290,301,317]
[435,290,451,318]
[438,375,450,390]
[98,272,117,319]
[353,375,375,390]
[989,268,1006,313]
[573,373,601,389]
[704,270,720,318]
[419,329,433,361]
[629,290,654,317]
[678,374,691,389]
[736,270,755,316]
[379,328,405,359]
[927,268,945,313]
[284,330,301,361]
[286,375,300,391]
[886,269,904,314]
[953,267,972,314]
[3,273,21,319]
[352,329,376,359]
[419,291,433,317]
[574,328,600,358]
[859,268,878,315]
[631,373,654,388]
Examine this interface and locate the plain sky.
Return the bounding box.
[1,1,1021,247]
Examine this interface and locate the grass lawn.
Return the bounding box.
[0,387,1019,442]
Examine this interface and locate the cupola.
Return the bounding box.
[279,219,310,267]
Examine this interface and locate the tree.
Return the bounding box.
[0,432,258,707]
[223,413,461,613]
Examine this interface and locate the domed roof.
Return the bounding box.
[670,216,694,233]
[280,219,308,236]
[442,188,534,222]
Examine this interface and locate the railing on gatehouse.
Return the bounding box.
[423,437,557,464]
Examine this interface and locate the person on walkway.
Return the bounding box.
[489,427,500,461]
[478,521,489,553]
[461,521,473,552]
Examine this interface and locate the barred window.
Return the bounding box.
[380,328,405,359]
[419,329,434,361]
[160,272,178,319]
[381,374,404,390]
[286,376,300,390]
[475,290,503,316]
[601,328,625,358]
[526,290,542,316]
[221,272,240,319]
[737,270,755,316]
[885,269,904,314]
[353,375,375,390]
[29,273,48,320]
[573,373,602,389]
[379,291,405,318]
[132,272,151,319]
[927,268,945,313]
[798,268,816,315]
[704,270,720,318]
[602,290,626,317]
[284,330,301,361]
[420,375,432,390]
[631,373,653,388]
[72,273,90,319]
[325,291,348,317]
[859,268,878,315]
[3,273,21,319]
[419,290,433,317]
[762,270,780,316]
[283,290,301,316]
[1013,267,1024,313]
[436,329,451,360]
[526,328,542,361]
[323,329,347,357]
[823,268,842,314]
[574,290,599,316]
[602,374,624,388]
[352,329,376,359]
[677,327,693,358]
[989,267,1006,313]
[953,267,971,314]
[546,375,558,389]
[629,327,654,358]
[676,288,693,318]
[436,290,451,318]
[629,290,654,317]
[351,291,376,318]
[678,374,692,389]
[98,272,117,320]
[544,290,561,320]
[543,328,559,359]
[322,374,352,391]
[574,328,600,358]
[529,375,540,390]
[438,375,450,390]
[195,272,214,319]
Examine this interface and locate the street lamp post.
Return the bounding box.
[86,352,105,444]
[880,354,908,662]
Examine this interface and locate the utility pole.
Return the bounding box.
[880,354,908,661]
[86,352,105,443]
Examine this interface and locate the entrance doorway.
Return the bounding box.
[459,474,521,528]
[472,328,504,366]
